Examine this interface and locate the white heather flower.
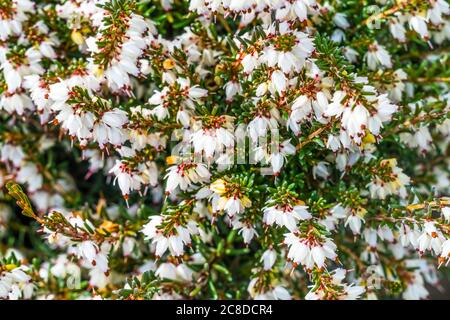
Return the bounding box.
[414,126,433,152]
[0,0,34,41]
[288,92,329,134]
[141,215,163,239]
[402,271,429,300]
[377,225,395,242]
[389,19,407,42]
[305,268,365,300]
[91,13,149,92]
[102,109,128,128]
[0,0,447,302]
[0,265,33,300]
[3,62,22,92]
[263,23,314,75]
[165,162,210,194]
[428,0,450,25]
[191,124,234,159]
[263,204,311,231]
[319,204,348,231]
[114,169,133,196]
[345,210,365,235]
[323,90,346,118]
[364,228,378,249]
[342,47,359,63]
[247,114,278,141]
[232,219,258,244]
[39,41,57,59]
[48,81,70,107]
[256,82,268,96]
[241,52,259,74]
[224,81,242,101]
[0,92,34,115]
[122,237,136,257]
[76,241,98,264]
[312,161,330,180]
[333,13,350,29]
[275,0,316,22]
[368,94,398,135]
[284,233,337,269]
[341,103,370,145]
[109,160,144,198]
[249,278,292,300]
[440,240,450,266]
[365,42,392,70]
[442,207,450,221]
[142,216,194,257]
[388,69,407,102]
[398,223,420,248]
[261,249,277,270]
[331,29,346,43]
[433,20,450,44]
[104,65,130,89]
[155,263,192,282]
[409,15,429,40]
[268,139,296,174]
[271,70,287,95]
[326,134,341,152]
[209,179,252,217]
[16,162,43,192]
[271,286,292,300]
[416,222,444,256]
[311,92,330,124]
[224,197,249,217]
[188,86,208,99]
[400,126,433,153]
[368,160,410,200]
[1,144,25,167]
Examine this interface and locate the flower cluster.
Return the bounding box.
[0,0,449,300]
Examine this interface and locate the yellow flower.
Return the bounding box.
[362,132,376,146]
[92,65,104,78]
[97,220,119,234]
[389,179,401,190]
[356,207,367,218]
[163,59,175,70]
[381,158,397,168]
[210,179,227,195]
[417,8,428,18]
[5,264,17,271]
[71,30,85,45]
[166,155,179,165]
[241,195,252,208]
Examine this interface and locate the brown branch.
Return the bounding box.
[412,77,450,83]
[362,5,400,26]
[296,122,333,150]
[406,199,450,212]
